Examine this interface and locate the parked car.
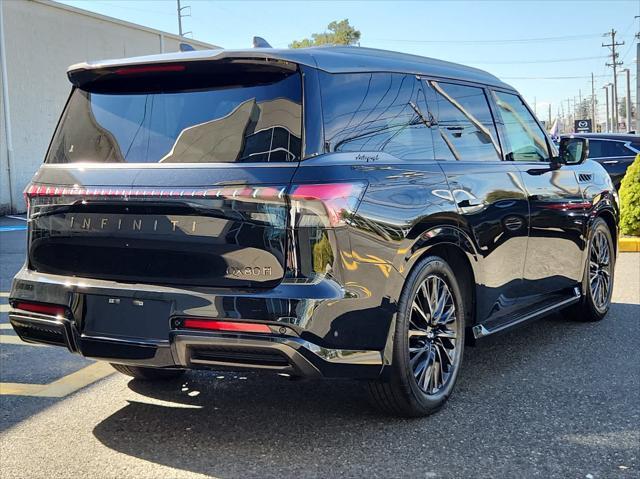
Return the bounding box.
[562,133,640,188]
[9,47,618,417]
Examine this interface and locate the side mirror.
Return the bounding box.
[558,136,589,165]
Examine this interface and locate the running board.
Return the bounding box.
[472,287,581,339]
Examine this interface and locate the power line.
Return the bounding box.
[618,17,638,62]
[466,55,608,65]
[370,32,604,45]
[501,74,611,80]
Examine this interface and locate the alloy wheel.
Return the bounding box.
[408,275,459,395]
[589,230,612,311]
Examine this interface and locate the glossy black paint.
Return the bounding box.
[10,48,619,379]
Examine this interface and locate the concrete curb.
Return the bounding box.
[619,237,640,252]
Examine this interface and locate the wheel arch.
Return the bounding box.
[401,226,479,330]
[381,232,478,374]
[594,208,618,255]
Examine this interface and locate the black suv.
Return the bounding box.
[562,133,639,188]
[9,47,618,417]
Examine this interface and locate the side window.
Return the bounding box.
[493,91,550,162]
[424,81,501,162]
[601,140,635,157]
[320,72,435,160]
[586,139,604,158]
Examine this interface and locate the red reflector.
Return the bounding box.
[182,319,271,333]
[114,64,186,75]
[14,301,66,316]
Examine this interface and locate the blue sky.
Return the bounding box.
[60,0,639,123]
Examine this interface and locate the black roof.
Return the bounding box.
[563,133,640,142]
[68,46,513,89]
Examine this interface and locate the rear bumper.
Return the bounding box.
[9,312,382,378]
[9,268,387,379]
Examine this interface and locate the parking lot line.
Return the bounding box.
[0,304,10,312]
[36,362,114,397]
[0,292,8,297]
[0,362,114,397]
[0,335,45,347]
[0,383,45,395]
[1,323,14,330]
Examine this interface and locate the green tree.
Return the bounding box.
[619,154,640,236]
[289,19,361,49]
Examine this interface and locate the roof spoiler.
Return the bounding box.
[66,49,305,88]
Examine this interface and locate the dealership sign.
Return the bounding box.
[574,119,592,133]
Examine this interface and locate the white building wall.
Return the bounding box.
[0,62,8,212]
[0,0,216,213]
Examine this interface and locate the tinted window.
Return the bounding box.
[320,72,435,160]
[493,91,549,162]
[47,72,302,164]
[587,139,635,158]
[425,81,501,162]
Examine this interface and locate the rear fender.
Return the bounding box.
[380,226,479,368]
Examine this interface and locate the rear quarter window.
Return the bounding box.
[319,72,435,160]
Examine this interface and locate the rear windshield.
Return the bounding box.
[47,68,302,164]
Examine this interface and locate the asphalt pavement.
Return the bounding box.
[0,214,638,478]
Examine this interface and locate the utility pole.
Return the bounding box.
[578,89,582,112]
[603,29,624,132]
[636,16,640,132]
[591,73,596,129]
[603,84,611,132]
[622,68,632,132]
[610,83,616,131]
[566,98,572,131]
[177,0,191,37]
[548,103,552,127]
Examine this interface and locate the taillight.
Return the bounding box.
[181,319,271,333]
[289,182,366,227]
[13,301,67,317]
[22,183,288,221]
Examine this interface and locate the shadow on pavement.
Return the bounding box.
[91,301,640,478]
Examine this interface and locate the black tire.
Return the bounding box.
[568,217,615,322]
[367,256,466,417]
[110,363,186,380]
